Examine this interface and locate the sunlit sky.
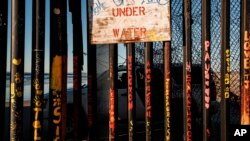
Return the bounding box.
[6,0,126,73]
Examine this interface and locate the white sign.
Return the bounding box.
[88,0,171,44]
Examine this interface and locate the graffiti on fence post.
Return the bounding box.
[0,0,7,140]
[145,42,153,141]
[127,43,136,141]
[202,0,211,140]
[241,0,250,125]
[30,0,45,140]
[220,0,230,140]
[109,44,118,141]
[164,41,171,141]
[49,0,68,140]
[183,0,192,140]
[10,0,25,140]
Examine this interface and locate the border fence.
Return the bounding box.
[0,0,248,141]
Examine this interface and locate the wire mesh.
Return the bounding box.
[134,0,241,140]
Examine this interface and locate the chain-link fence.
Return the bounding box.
[134,0,241,140]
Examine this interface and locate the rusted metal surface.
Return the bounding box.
[127,43,136,141]
[69,0,84,140]
[86,1,98,139]
[87,45,97,141]
[220,0,230,140]
[241,0,250,125]
[109,44,118,141]
[145,42,153,141]
[164,41,171,141]
[183,0,192,140]
[30,0,45,140]
[201,0,211,140]
[49,0,68,140]
[10,0,25,140]
[88,0,171,44]
[0,0,7,140]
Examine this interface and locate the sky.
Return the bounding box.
[5,0,127,73]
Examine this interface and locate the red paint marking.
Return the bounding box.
[113,29,120,38]
[109,89,115,130]
[146,63,151,118]
[204,41,210,109]
[186,62,192,141]
[112,27,147,39]
[128,55,133,110]
[112,6,145,17]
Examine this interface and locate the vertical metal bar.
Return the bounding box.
[164,41,171,141]
[87,45,97,141]
[69,0,84,140]
[241,0,250,125]
[30,0,45,140]
[10,0,25,140]
[221,0,230,140]
[201,0,211,140]
[49,0,68,140]
[127,43,136,141]
[145,42,153,141]
[0,0,8,140]
[86,1,97,140]
[183,0,192,141]
[109,44,118,141]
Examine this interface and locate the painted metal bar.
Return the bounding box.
[220,0,230,140]
[87,45,97,141]
[183,0,192,141]
[201,0,211,140]
[145,42,153,141]
[0,0,8,140]
[164,41,171,141]
[109,44,118,141]
[49,0,68,140]
[9,0,25,140]
[69,0,84,140]
[241,0,250,125]
[30,0,45,140]
[127,43,136,141]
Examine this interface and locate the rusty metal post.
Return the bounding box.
[69,0,84,140]
[164,41,171,141]
[127,43,136,141]
[109,44,118,141]
[86,1,97,140]
[145,42,153,141]
[201,0,211,140]
[241,0,250,125]
[30,0,45,140]
[10,0,25,140]
[0,0,8,140]
[49,0,68,140]
[183,0,192,141]
[221,0,230,140]
[87,45,97,141]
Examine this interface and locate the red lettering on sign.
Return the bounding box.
[112,27,147,39]
[112,6,145,17]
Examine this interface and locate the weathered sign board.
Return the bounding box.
[88,0,171,44]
